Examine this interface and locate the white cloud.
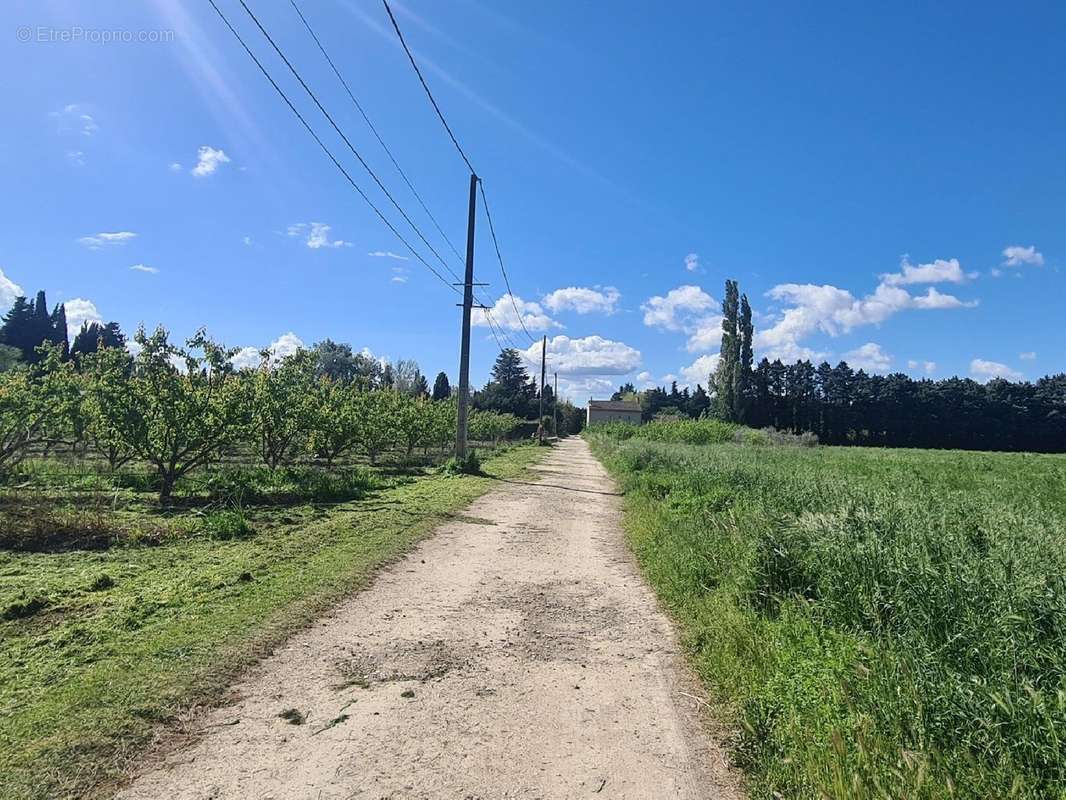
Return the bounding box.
[78,231,137,249]
[756,279,975,362]
[642,285,715,330]
[1002,245,1044,268]
[130,264,158,274]
[391,275,408,284]
[242,236,253,246]
[542,286,620,315]
[66,150,85,166]
[191,145,230,177]
[684,314,726,353]
[907,359,937,375]
[64,298,103,333]
[843,342,892,373]
[230,332,306,370]
[880,257,973,286]
[0,268,25,308]
[519,335,640,376]
[1019,351,1037,361]
[473,293,559,332]
[970,359,1024,382]
[684,252,700,272]
[636,370,654,383]
[556,375,618,402]
[169,162,183,172]
[368,250,408,260]
[50,104,98,137]
[288,222,350,249]
[680,354,720,388]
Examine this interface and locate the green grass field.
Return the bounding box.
[587,425,1066,799]
[0,444,544,800]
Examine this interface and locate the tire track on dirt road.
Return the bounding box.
[117,437,741,799]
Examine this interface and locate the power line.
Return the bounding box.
[235,0,465,285]
[287,0,465,265]
[381,0,476,176]
[479,182,537,344]
[206,0,459,295]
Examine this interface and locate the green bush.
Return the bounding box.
[198,509,254,541]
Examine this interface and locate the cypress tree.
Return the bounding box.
[51,303,69,355]
[0,296,35,360]
[432,371,451,401]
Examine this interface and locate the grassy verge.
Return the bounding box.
[586,429,1066,799]
[0,443,544,800]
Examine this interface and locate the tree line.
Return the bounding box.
[613,279,1066,453]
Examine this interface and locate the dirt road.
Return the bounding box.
[118,437,740,799]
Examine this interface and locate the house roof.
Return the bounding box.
[588,400,642,412]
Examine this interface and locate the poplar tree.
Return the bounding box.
[715,280,740,419]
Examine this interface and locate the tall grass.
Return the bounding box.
[587,429,1066,799]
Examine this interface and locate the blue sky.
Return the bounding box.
[2,0,1063,399]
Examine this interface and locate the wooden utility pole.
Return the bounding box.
[537,335,547,443]
[455,173,479,458]
[553,372,559,438]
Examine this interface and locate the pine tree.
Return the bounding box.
[432,371,451,401]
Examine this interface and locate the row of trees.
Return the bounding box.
[473,348,586,435]
[609,279,1066,453]
[0,328,526,501]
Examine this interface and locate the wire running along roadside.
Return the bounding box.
[206,0,459,295]
[283,0,507,327]
[379,0,539,348]
[287,0,465,265]
[235,0,466,290]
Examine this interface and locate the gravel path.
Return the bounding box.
[117,437,741,799]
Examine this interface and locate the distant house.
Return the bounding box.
[587,399,643,426]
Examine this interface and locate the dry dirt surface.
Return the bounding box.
[117,437,742,799]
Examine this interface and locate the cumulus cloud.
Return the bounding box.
[970,359,1024,382]
[1002,245,1044,268]
[542,286,620,315]
[78,231,137,249]
[129,264,158,274]
[880,257,974,286]
[0,268,25,308]
[636,370,654,384]
[756,278,975,363]
[907,359,937,375]
[191,145,230,177]
[230,332,306,370]
[519,335,641,376]
[64,298,103,333]
[684,253,700,272]
[288,222,350,249]
[843,342,892,373]
[368,250,408,260]
[169,162,183,172]
[680,354,720,388]
[473,293,559,332]
[642,285,715,330]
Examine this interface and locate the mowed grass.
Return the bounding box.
[0,444,544,800]
[587,430,1066,799]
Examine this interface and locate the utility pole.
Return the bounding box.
[455,172,479,458]
[538,335,547,444]
[553,372,559,439]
